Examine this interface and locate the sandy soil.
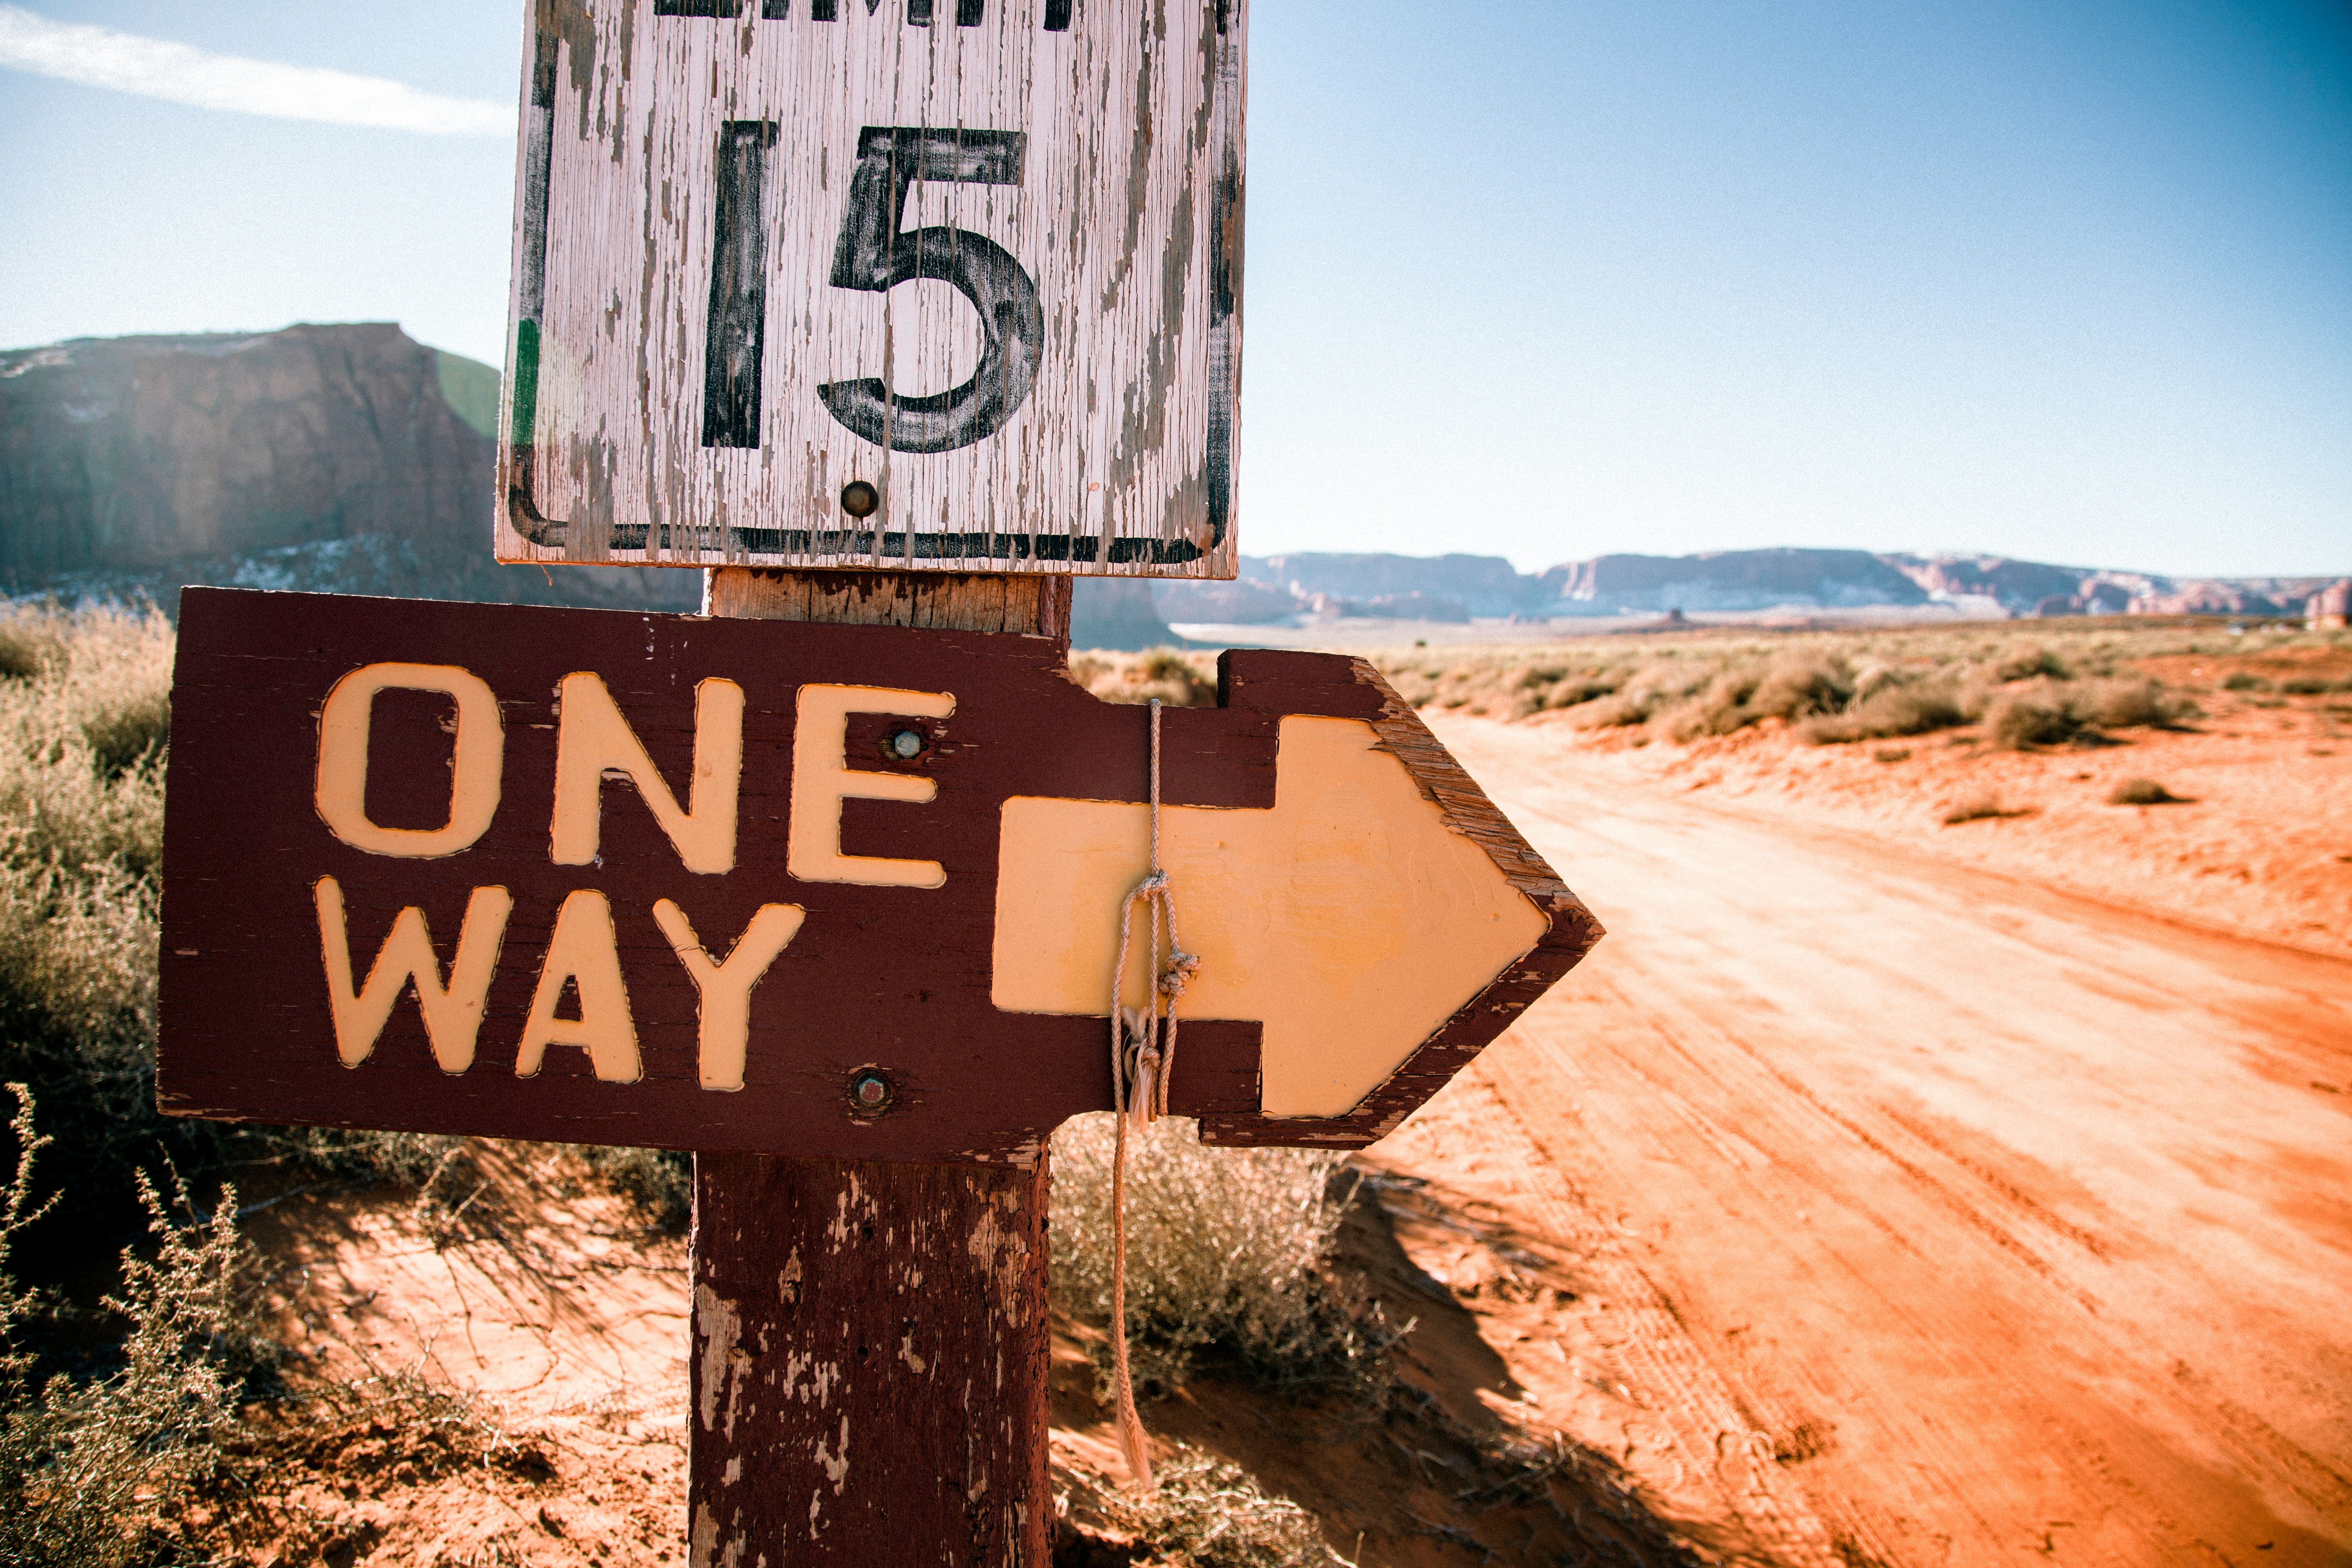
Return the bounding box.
[1529,664,2352,957]
[208,703,2351,1565]
[225,1143,693,1565]
[1412,711,2352,1562]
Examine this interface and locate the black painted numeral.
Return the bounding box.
[702,121,781,449]
[818,127,1042,454]
[661,0,1068,28]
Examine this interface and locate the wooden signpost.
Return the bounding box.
[155,2,1605,1561]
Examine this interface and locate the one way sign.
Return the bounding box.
[156,590,1600,1162]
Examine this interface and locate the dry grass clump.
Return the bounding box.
[1942,794,2020,826]
[1990,644,2071,683]
[576,1144,693,1233]
[0,1086,270,1568]
[1069,649,1220,707]
[1980,677,2195,750]
[1059,1442,1351,1567]
[0,604,178,1204]
[0,1084,553,1566]
[1049,1115,1393,1397]
[2109,778,2186,806]
[1363,619,2266,752]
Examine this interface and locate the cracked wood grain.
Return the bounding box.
[691,1153,1050,1566]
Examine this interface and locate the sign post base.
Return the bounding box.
[690,1152,1051,1566]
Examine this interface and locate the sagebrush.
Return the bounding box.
[1352,620,2352,750]
[1062,1442,1351,1568]
[1048,1114,1394,1396]
[0,1085,263,1567]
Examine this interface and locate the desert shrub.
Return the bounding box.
[2279,677,2350,695]
[2109,778,2184,805]
[1991,645,2070,682]
[1663,668,1761,741]
[1049,1115,1391,1396]
[1068,1442,1349,1567]
[0,614,65,684]
[1569,690,1652,729]
[257,1127,471,1189]
[1975,676,2192,749]
[2222,671,2273,692]
[0,607,191,1217]
[1541,671,1623,709]
[579,1144,693,1233]
[1747,653,1854,720]
[1799,681,1967,744]
[2074,678,2188,730]
[1076,649,1219,708]
[1942,794,2013,825]
[1983,686,2081,750]
[0,1089,266,1568]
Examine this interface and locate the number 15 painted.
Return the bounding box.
[701,124,1044,456]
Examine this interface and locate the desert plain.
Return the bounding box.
[88,620,2352,1566]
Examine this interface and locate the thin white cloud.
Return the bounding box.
[0,3,511,136]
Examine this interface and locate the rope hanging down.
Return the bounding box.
[1106,697,1198,1491]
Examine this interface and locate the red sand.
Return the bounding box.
[220,705,2352,1564]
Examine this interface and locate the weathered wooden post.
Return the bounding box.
[689,569,1068,1565]
[153,4,1606,1564]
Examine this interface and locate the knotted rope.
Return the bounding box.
[1106,697,1197,1491]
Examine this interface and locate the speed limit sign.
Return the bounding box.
[497,0,1245,578]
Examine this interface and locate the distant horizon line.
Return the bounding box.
[5,324,2336,587]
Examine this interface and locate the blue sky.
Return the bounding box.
[0,0,2345,577]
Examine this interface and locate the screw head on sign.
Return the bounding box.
[847,1069,894,1118]
[839,480,879,518]
[885,727,925,761]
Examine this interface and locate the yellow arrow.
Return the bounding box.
[991,716,1550,1118]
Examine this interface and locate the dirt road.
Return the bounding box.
[1397,717,2352,1563]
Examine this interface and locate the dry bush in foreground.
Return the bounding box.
[1049,1114,1394,1397]
[0,1087,261,1568]
[0,605,178,1203]
[1058,1443,1350,1567]
[577,1143,694,1233]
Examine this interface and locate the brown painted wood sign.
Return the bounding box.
[497,0,1244,578]
[156,588,1599,1162]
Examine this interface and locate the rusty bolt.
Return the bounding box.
[848,1069,894,1117]
[839,480,879,518]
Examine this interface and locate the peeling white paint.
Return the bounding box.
[816,1414,852,1493]
[690,1500,720,1568]
[693,1283,741,1433]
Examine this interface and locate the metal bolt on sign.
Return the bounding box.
[151,2,1604,1563]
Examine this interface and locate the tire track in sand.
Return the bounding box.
[1397,719,2352,1565]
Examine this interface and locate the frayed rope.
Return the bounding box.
[1106,697,1197,1491]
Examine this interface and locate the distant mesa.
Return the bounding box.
[0,324,2339,647]
[0,322,698,616]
